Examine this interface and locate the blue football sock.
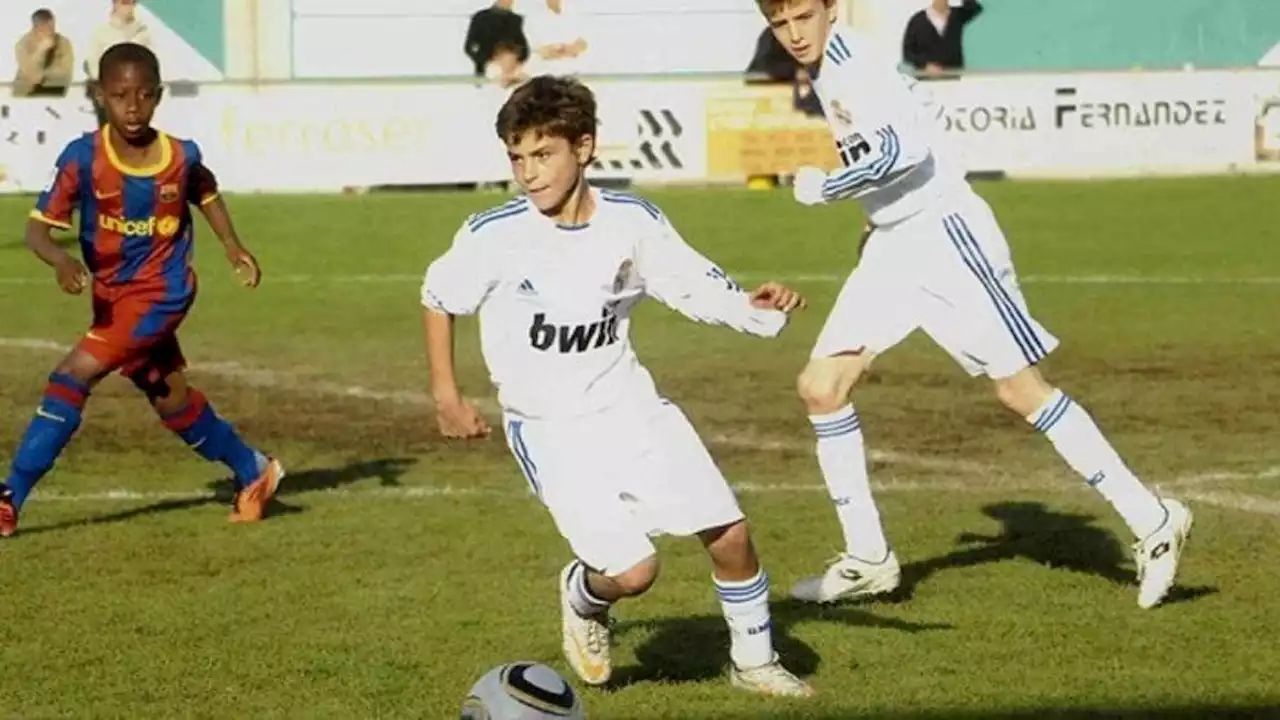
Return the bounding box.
[5,373,90,509]
[161,389,262,488]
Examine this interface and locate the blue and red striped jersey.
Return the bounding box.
[31,126,219,300]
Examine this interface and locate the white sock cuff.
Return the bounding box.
[1026,389,1073,432]
[809,405,860,438]
[715,570,769,605]
[569,561,611,610]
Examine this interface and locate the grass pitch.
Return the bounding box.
[1,176,1278,718]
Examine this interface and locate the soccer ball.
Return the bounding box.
[460,662,587,719]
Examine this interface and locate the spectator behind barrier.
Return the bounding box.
[12,8,74,98]
[465,0,530,84]
[902,0,983,77]
[487,41,531,89]
[85,0,152,124]
[523,0,589,76]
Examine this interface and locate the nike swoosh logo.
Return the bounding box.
[94,191,120,200]
[85,331,106,342]
[36,407,66,423]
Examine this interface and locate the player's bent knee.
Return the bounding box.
[610,555,659,597]
[127,366,173,403]
[701,519,751,554]
[54,349,109,388]
[797,354,866,414]
[992,367,1054,417]
[702,520,759,573]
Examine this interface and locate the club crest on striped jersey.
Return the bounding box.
[611,259,635,294]
[830,100,854,128]
[159,183,180,203]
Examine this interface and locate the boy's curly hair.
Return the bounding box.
[495,75,598,145]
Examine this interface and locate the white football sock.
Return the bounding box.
[715,570,775,670]
[1028,389,1166,538]
[565,560,612,618]
[810,405,890,560]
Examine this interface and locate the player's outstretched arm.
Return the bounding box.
[420,223,500,440]
[198,196,261,288]
[25,217,88,295]
[422,309,490,440]
[637,220,803,338]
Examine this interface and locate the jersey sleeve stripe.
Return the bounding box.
[468,197,529,229]
[29,209,73,229]
[825,34,852,65]
[601,193,662,220]
[822,128,901,200]
[469,205,529,232]
[834,34,852,60]
[198,192,220,206]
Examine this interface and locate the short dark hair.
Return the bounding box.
[31,8,54,24]
[495,75,597,145]
[755,0,835,14]
[99,42,161,84]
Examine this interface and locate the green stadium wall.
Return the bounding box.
[148,0,226,73]
[964,0,1280,71]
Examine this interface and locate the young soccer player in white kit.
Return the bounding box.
[420,76,814,696]
[754,0,1193,610]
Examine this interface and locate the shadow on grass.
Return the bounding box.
[19,456,417,536]
[896,501,1217,606]
[605,597,954,689]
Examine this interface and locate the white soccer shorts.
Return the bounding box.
[501,397,745,576]
[811,191,1059,379]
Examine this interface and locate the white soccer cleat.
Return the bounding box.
[729,655,815,697]
[790,551,901,604]
[1134,499,1193,610]
[558,563,613,686]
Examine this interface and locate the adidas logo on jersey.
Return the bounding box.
[517,278,537,295]
[529,308,622,354]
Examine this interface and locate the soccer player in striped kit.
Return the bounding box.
[0,43,283,538]
[755,0,1193,610]
[421,76,813,696]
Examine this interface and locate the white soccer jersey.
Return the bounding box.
[421,188,787,420]
[804,27,1061,379]
[811,25,969,226]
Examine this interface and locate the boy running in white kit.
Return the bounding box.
[420,76,814,696]
[755,0,1192,610]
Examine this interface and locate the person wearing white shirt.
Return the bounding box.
[755,0,1193,612]
[521,0,589,76]
[85,0,152,125]
[420,76,813,697]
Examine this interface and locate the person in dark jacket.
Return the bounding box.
[901,0,983,76]
[464,0,530,79]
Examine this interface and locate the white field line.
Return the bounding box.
[1177,490,1280,516]
[3,336,1276,512]
[27,467,1280,508]
[2,274,1280,287]
[0,337,977,476]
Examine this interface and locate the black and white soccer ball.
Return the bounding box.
[460,662,586,720]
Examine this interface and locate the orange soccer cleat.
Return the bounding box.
[229,457,285,523]
[0,487,18,538]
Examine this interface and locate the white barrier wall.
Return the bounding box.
[3,69,1279,194]
[289,0,769,79]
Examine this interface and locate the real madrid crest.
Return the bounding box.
[612,259,634,294]
[831,100,854,128]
